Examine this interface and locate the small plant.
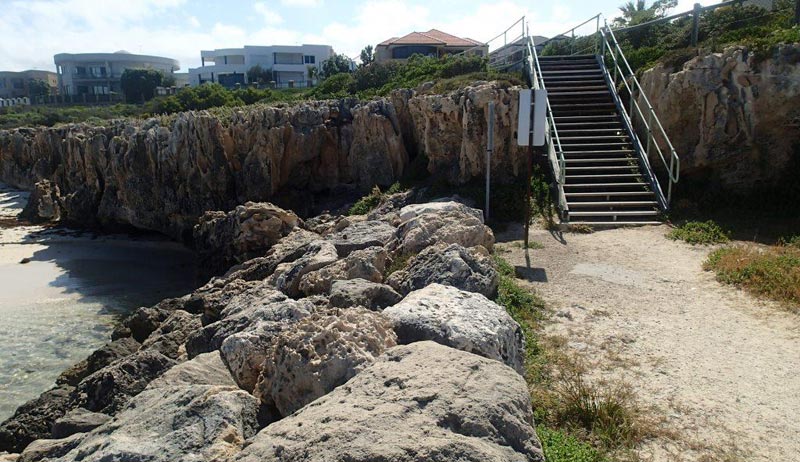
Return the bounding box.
[385,252,416,277]
[668,220,730,245]
[537,425,605,462]
[568,224,594,234]
[348,186,383,216]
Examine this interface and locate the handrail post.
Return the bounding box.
[595,15,600,55]
[612,47,619,84]
[571,29,575,55]
[646,110,654,164]
[691,3,701,47]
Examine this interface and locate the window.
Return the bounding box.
[391,45,437,59]
[11,79,24,89]
[304,55,315,64]
[274,52,303,65]
[0,79,5,89]
[74,66,87,76]
[89,66,106,77]
[91,85,109,95]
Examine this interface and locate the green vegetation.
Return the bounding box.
[668,220,730,245]
[347,182,405,216]
[385,252,417,277]
[120,68,172,103]
[705,242,800,312]
[0,104,143,130]
[537,426,605,462]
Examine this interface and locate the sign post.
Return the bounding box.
[486,102,495,221]
[518,89,547,248]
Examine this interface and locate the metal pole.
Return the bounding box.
[691,3,701,47]
[486,102,495,221]
[524,144,532,248]
[795,0,800,25]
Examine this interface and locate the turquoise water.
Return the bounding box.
[0,183,197,420]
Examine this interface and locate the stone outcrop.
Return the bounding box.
[253,307,397,417]
[298,246,389,295]
[640,44,800,192]
[56,337,141,387]
[323,220,396,257]
[384,284,526,373]
[328,278,402,311]
[19,179,61,223]
[0,386,74,453]
[140,310,201,359]
[396,201,495,253]
[235,342,543,462]
[51,409,111,439]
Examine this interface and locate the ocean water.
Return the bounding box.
[0,182,197,420]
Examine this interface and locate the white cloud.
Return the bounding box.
[187,15,201,28]
[254,2,284,25]
[280,0,323,7]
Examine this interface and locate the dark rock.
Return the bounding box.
[324,220,396,257]
[51,408,111,439]
[329,278,402,310]
[18,433,84,462]
[56,337,141,387]
[111,306,173,343]
[140,310,201,359]
[0,386,74,453]
[19,179,62,223]
[18,258,30,264]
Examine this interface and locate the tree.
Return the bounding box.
[614,0,676,27]
[320,54,352,78]
[161,73,177,87]
[246,65,273,84]
[359,45,375,67]
[120,68,164,103]
[27,79,50,98]
[307,65,319,83]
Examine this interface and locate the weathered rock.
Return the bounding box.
[56,337,141,387]
[0,453,18,462]
[51,385,260,462]
[140,310,201,359]
[111,305,173,343]
[51,408,111,439]
[384,284,525,373]
[266,240,338,297]
[328,278,402,310]
[18,434,84,462]
[235,341,543,462]
[324,220,396,257]
[149,351,237,388]
[0,386,74,453]
[194,202,302,277]
[396,201,494,253]
[187,279,263,325]
[298,246,389,295]
[253,307,397,417]
[72,350,177,415]
[218,297,317,392]
[388,243,498,297]
[19,179,62,223]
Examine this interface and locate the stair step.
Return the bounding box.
[560,136,629,141]
[561,143,631,149]
[556,121,624,128]
[566,191,654,197]
[541,69,603,75]
[569,210,660,217]
[554,114,619,120]
[566,165,641,171]
[548,90,610,97]
[568,200,658,207]
[564,158,635,164]
[566,220,663,226]
[559,128,627,133]
[547,86,609,92]
[564,180,647,186]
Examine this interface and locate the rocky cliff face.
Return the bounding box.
[640,44,800,192]
[0,82,523,240]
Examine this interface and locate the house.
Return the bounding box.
[54,51,180,96]
[187,45,334,88]
[0,70,58,99]
[375,29,487,62]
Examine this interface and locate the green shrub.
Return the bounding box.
[537,425,605,462]
[312,73,355,99]
[668,220,730,245]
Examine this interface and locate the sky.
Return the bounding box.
[0,0,716,73]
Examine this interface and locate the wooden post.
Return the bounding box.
[691,3,701,47]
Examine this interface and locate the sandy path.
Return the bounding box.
[496,225,800,462]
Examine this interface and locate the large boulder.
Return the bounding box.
[188,279,264,325]
[388,243,498,297]
[328,278,402,311]
[298,246,389,295]
[148,351,237,388]
[0,386,74,453]
[324,220,396,257]
[396,201,494,253]
[50,385,260,462]
[19,179,62,223]
[235,342,543,462]
[193,202,302,278]
[17,434,83,462]
[266,240,338,297]
[51,408,111,439]
[56,337,141,387]
[111,304,174,343]
[140,310,201,359]
[383,284,525,373]
[253,308,397,417]
[71,350,177,415]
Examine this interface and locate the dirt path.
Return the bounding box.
[495,224,800,462]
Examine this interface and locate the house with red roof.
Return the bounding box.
[375,29,488,62]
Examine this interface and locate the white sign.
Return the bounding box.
[533,89,547,147]
[517,89,531,146]
[517,89,548,147]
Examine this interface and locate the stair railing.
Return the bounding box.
[524,25,569,217]
[599,22,680,208]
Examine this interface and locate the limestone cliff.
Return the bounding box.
[640,44,800,191]
[0,82,523,239]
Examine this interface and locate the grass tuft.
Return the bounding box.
[668,220,730,245]
[347,182,405,216]
[537,425,605,462]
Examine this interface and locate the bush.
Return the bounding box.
[537,425,605,462]
[668,220,730,245]
[347,182,404,216]
[312,73,355,99]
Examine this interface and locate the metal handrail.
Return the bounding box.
[599,21,680,205]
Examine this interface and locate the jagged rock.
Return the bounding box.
[140,310,201,359]
[149,351,237,388]
[324,220,396,257]
[51,385,260,462]
[235,342,543,462]
[72,350,177,415]
[387,243,498,297]
[298,246,389,295]
[328,278,402,310]
[266,240,338,297]
[111,305,173,343]
[51,409,111,439]
[19,179,62,223]
[185,284,305,357]
[366,189,418,222]
[18,433,84,462]
[396,201,494,253]
[0,386,74,453]
[253,307,397,417]
[218,297,317,392]
[384,284,525,373]
[0,453,18,462]
[56,337,141,387]
[194,202,302,278]
[187,279,263,325]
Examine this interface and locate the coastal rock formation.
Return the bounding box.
[298,246,389,295]
[17,434,83,462]
[51,409,111,439]
[149,351,237,388]
[19,179,61,223]
[396,201,495,253]
[266,240,339,297]
[384,284,525,373]
[236,342,543,462]
[56,337,141,387]
[0,386,74,453]
[323,220,396,257]
[328,278,403,311]
[253,307,397,416]
[388,243,498,297]
[640,44,800,191]
[140,310,201,359]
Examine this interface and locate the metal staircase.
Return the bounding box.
[507,16,680,226]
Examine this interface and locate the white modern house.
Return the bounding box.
[54,51,180,96]
[187,44,334,88]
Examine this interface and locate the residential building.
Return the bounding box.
[375,29,487,62]
[54,51,180,96]
[187,44,334,87]
[0,70,58,98]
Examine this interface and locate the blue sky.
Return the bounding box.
[0,0,712,72]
